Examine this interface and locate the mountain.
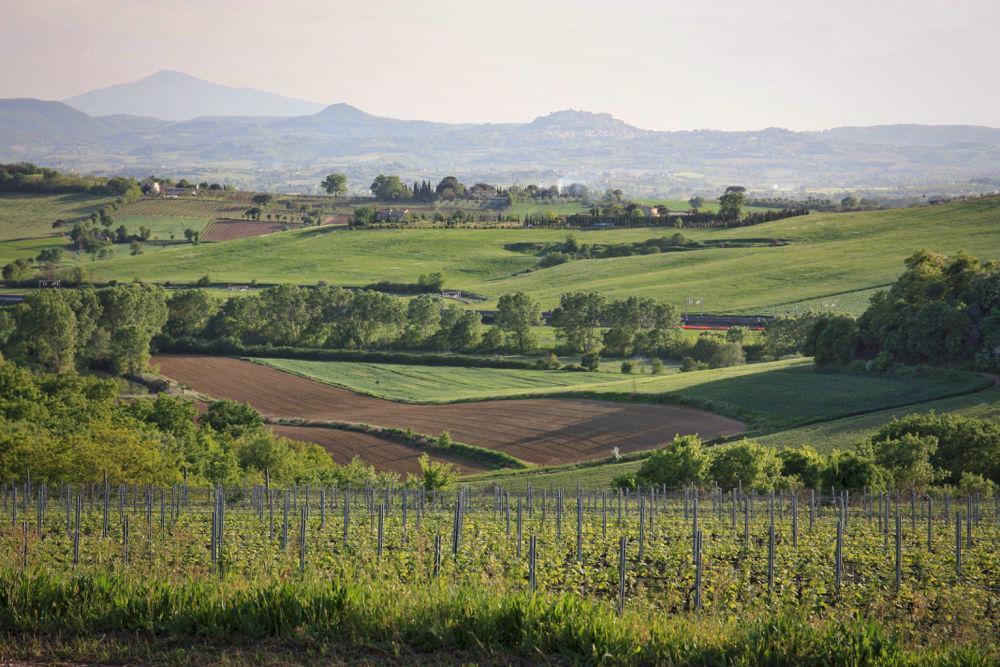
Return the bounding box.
[0,98,112,144]
[1,95,999,193]
[63,70,326,121]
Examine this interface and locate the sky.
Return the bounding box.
[1,0,997,131]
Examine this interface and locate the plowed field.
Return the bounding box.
[269,424,489,475]
[154,356,746,466]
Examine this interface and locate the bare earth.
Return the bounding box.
[154,355,746,467]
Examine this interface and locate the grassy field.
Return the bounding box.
[0,193,111,264]
[115,214,213,241]
[76,196,1000,312]
[251,357,991,430]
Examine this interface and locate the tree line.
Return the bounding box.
[618,411,999,493]
[0,359,446,488]
[805,251,1000,371]
[0,163,142,198]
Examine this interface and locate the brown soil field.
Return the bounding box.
[201,219,301,241]
[153,356,746,466]
[269,424,489,475]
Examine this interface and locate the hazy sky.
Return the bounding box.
[1,0,997,130]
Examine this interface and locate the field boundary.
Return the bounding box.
[267,418,529,470]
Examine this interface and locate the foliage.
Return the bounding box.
[496,292,541,353]
[871,412,1000,483]
[709,440,782,491]
[619,435,710,489]
[415,452,457,490]
[857,251,1000,370]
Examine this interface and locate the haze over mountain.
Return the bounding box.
[63,70,326,121]
[2,71,1000,195]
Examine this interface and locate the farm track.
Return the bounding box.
[153,355,746,467]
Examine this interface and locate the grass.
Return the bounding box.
[250,357,991,430]
[115,215,213,241]
[77,196,1000,312]
[756,386,1000,453]
[0,193,112,264]
[252,358,628,403]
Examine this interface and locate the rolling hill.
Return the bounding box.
[82,195,1000,313]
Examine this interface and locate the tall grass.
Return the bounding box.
[0,569,993,665]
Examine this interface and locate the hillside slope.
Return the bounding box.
[86,196,1000,312]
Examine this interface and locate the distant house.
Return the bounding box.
[466,183,496,201]
[375,207,410,222]
[640,206,663,217]
[165,186,198,197]
[147,182,161,195]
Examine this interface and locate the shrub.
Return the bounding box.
[580,350,601,371]
[415,453,457,490]
[625,435,710,489]
[436,430,453,449]
[709,440,782,491]
[778,446,825,489]
[649,357,664,374]
[620,360,635,374]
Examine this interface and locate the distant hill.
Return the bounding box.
[2,80,1000,192]
[63,70,326,120]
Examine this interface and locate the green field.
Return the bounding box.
[252,357,991,430]
[0,193,111,264]
[116,214,213,241]
[74,196,1000,312]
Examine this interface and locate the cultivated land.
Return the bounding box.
[269,424,489,475]
[250,356,990,430]
[74,196,1000,312]
[153,355,746,466]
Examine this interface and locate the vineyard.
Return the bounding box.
[117,197,245,218]
[201,219,304,242]
[2,480,997,664]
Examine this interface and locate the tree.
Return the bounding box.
[36,247,64,264]
[321,173,347,198]
[580,350,601,371]
[718,186,746,220]
[551,291,606,352]
[403,294,440,346]
[869,433,938,490]
[370,175,411,201]
[204,400,264,437]
[841,195,859,210]
[872,413,1000,483]
[805,315,859,366]
[623,435,711,490]
[251,193,273,207]
[97,284,168,373]
[129,240,143,256]
[496,292,541,353]
[434,176,466,200]
[416,453,457,491]
[4,290,77,372]
[688,196,705,211]
[709,440,782,491]
[183,228,200,244]
[165,289,218,339]
[778,446,825,489]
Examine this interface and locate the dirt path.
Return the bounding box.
[154,355,746,466]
